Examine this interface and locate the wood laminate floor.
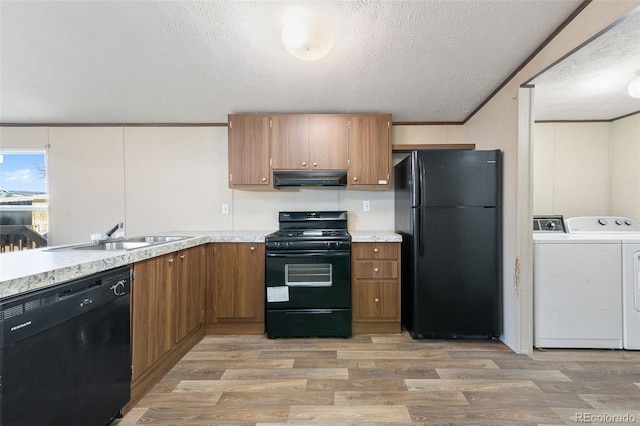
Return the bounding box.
[114,332,640,425]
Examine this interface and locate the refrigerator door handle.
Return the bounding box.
[416,208,424,257]
[415,153,426,207]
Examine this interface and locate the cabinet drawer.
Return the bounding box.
[354,260,398,279]
[353,242,398,260]
[352,281,399,322]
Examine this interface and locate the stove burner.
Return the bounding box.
[265,211,351,250]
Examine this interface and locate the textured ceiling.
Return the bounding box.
[531,9,640,121]
[0,0,595,124]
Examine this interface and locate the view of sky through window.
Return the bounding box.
[0,153,46,193]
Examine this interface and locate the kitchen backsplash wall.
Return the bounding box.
[0,124,462,245]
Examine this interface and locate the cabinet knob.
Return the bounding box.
[353,177,358,182]
[261,177,267,182]
[302,162,307,166]
[250,246,255,252]
[375,298,380,303]
[374,267,379,272]
[168,258,174,263]
[180,255,185,260]
[373,248,379,253]
[313,162,317,167]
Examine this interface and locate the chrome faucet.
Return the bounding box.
[105,222,124,239]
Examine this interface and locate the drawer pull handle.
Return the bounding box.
[374,267,379,272]
[374,298,380,303]
[250,246,255,252]
[373,248,379,253]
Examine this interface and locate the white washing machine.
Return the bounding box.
[534,216,623,349]
[567,217,640,350]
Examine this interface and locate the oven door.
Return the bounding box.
[265,250,351,309]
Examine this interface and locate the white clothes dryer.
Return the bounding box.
[567,217,640,350]
[622,236,640,349]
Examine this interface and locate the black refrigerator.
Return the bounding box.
[394,150,502,339]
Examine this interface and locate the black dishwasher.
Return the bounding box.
[0,265,131,426]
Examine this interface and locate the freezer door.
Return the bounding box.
[416,150,501,207]
[409,206,502,338]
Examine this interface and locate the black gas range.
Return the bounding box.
[265,211,351,338]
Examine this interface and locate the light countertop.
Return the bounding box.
[0,230,401,300]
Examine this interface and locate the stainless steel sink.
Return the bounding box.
[46,235,192,252]
[122,236,189,244]
[72,241,152,251]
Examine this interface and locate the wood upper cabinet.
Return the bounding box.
[207,243,265,324]
[271,114,349,170]
[352,242,401,334]
[228,114,271,187]
[271,115,310,170]
[347,114,392,189]
[309,115,349,170]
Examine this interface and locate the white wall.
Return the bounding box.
[612,113,640,221]
[533,122,612,218]
[1,125,414,242]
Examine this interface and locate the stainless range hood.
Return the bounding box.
[273,170,347,187]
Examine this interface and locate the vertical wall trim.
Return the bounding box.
[121,127,127,234]
[516,86,535,354]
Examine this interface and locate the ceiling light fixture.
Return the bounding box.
[628,71,640,98]
[281,16,334,61]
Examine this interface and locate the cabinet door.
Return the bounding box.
[348,115,392,188]
[131,253,175,381]
[271,115,310,170]
[353,281,400,322]
[309,115,349,170]
[175,246,206,343]
[228,115,271,187]
[211,243,265,322]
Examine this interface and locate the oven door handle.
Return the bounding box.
[266,251,350,258]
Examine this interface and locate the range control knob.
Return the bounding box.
[615,219,623,225]
[598,218,608,226]
[545,221,556,230]
[626,220,633,226]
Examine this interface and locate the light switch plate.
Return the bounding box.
[222,203,230,214]
[363,200,370,212]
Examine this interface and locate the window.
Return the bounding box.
[0,151,48,251]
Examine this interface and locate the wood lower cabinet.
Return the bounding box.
[352,242,401,333]
[174,246,206,343]
[131,252,175,381]
[206,243,265,334]
[347,114,392,189]
[129,246,205,411]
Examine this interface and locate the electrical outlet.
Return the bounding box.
[363,200,370,212]
[222,203,230,214]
